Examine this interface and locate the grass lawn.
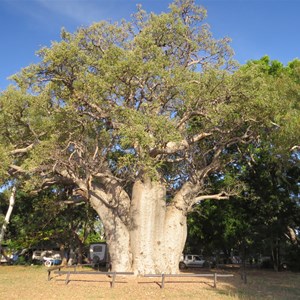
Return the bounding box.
[0,265,299,299]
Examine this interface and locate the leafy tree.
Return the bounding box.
[185,54,300,263]
[244,145,299,270]
[0,1,298,273]
[186,142,299,270]
[186,198,249,260]
[244,56,300,155]
[2,187,99,264]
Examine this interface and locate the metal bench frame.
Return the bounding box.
[144,272,234,289]
[54,270,134,288]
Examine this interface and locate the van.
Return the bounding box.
[89,243,110,269]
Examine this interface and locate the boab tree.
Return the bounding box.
[0,0,291,273]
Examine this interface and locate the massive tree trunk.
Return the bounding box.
[64,171,226,274]
[88,177,192,275]
[89,193,132,272]
[131,178,189,274]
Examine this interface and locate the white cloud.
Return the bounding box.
[2,0,119,29]
[33,0,109,25]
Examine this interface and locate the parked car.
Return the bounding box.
[0,254,9,264]
[89,243,110,269]
[43,253,62,267]
[32,250,43,261]
[179,254,210,269]
[32,249,61,265]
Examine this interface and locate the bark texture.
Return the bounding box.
[130,179,168,274]
[87,177,196,275]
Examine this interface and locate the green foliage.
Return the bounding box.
[1,188,99,252]
[186,142,300,269]
[1,2,297,186]
[0,0,249,193]
[243,56,300,156]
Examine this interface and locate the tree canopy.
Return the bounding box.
[1,2,292,192]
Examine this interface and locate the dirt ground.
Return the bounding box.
[0,265,299,300]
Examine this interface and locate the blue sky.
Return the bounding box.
[1,0,300,91]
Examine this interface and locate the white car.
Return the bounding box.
[179,254,210,269]
[32,250,61,263]
[32,250,43,261]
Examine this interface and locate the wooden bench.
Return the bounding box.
[144,272,234,289]
[46,264,94,281]
[47,266,64,281]
[54,270,134,288]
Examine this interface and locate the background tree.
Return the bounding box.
[186,147,299,266]
[0,2,298,273]
[185,56,300,266]
[1,187,100,264]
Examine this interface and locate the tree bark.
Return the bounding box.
[0,187,16,261]
[130,178,168,274]
[87,177,194,274]
[89,192,132,272]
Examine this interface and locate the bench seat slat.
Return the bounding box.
[54,271,134,275]
[144,273,233,278]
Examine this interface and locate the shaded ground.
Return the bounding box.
[0,265,299,299]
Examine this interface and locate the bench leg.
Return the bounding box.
[214,273,217,288]
[161,274,165,289]
[65,272,71,285]
[111,272,116,288]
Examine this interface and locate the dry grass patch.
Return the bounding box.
[0,266,299,300]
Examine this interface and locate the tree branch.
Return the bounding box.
[0,187,16,257]
[10,144,35,155]
[9,165,27,174]
[176,110,208,130]
[150,132,212,156]
[194,192,229,202]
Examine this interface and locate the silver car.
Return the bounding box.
[179,254,210,269]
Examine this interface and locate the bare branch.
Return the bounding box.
[9,165,27,173]
[10,144,34,155]
[177,110,208,130]
[150,132,212,157]
[92,145,99,160]
[285,226,299,245]
[0,187,16,256]
[164,157,186,163]
[194,192,229,202]
[92,172,123,182]
[291,145,299,151]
